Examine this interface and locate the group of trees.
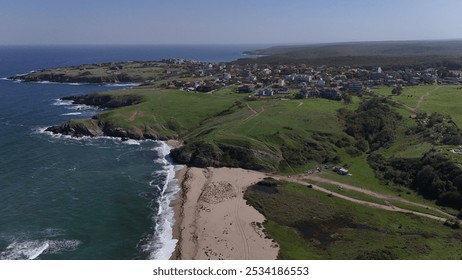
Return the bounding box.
[391,86,403,95]
[368,152,462,210]
[339,97,402,151]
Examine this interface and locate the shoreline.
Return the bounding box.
[169,166,279,260]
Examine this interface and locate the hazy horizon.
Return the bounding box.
[1,0,461,45]
[2,38,462,47]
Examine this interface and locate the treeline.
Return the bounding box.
[170,140,272,171]
[368,152,462,210]
[236,55,462,69]
[338,97,402,152]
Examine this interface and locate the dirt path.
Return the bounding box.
[242,103,264,123]
[414,86,439,111]
[306,174,453,218]
[246,103,257,115]
[127,110,144,121]
[274,174,455,222]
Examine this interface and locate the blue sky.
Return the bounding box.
[1,0,461,45]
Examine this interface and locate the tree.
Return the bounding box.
[342,93,352,104]
[391,86,403,95]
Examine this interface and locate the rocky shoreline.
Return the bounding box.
[45,93,175,140]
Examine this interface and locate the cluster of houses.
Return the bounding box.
[159,58,462,100]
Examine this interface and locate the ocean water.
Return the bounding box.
[0,45,263,260]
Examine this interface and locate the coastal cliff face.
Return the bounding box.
[61,93,143,108]
[170,141,275,171]
[46,117,174,141]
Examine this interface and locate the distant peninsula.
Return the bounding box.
[239,39,462,67]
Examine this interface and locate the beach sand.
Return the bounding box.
[170,167,279,260]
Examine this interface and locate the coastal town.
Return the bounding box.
[160,58,462,101]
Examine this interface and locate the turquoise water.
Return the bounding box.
[0,45,260,259]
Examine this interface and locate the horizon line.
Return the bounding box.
[1,38,462,48]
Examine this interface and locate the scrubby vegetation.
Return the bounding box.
[408,112,462,145]
[339,97,402,151]
[368,152,462,210]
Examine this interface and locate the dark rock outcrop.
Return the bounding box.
[62,93,143,108]
[46,119,104,137]
[170,141,269,171]
[45,117,175,141]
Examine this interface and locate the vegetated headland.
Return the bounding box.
[15,40,462,260]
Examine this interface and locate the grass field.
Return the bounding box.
[375,85,462,126]
[245,180,462,260]
[96,87,240,137]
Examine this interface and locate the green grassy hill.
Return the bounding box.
[61,86,359,171]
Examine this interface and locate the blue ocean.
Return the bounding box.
[0,45,264,259]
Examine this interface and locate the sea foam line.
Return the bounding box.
[141,141,182,260]
[0,239,81,260]
[33,126,151,146]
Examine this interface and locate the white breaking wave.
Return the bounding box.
[33,126,157,148]
[140,141,182,260]
[0,239,81,260]
[61,112,82,116]
[70,105,97,111]
[54,98,97,112]
[52,99,74,106]
[122,139,141,146]
[103,83,140,87]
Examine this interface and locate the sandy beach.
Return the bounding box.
[170,167,279,260]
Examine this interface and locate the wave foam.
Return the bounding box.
[104,83,140,87]
[61,112,82,116]
[53,99,99,111]
[122,139,141,146]
[70,105,97,111]
[52,99,74,106]
[33,126,157,148]
[0,239,81,260]
[139,141,181,260]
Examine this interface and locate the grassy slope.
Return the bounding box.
[245,181,462,260]
[90,86,357,170]
[95,86,241,137]
[375,85,462,126]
